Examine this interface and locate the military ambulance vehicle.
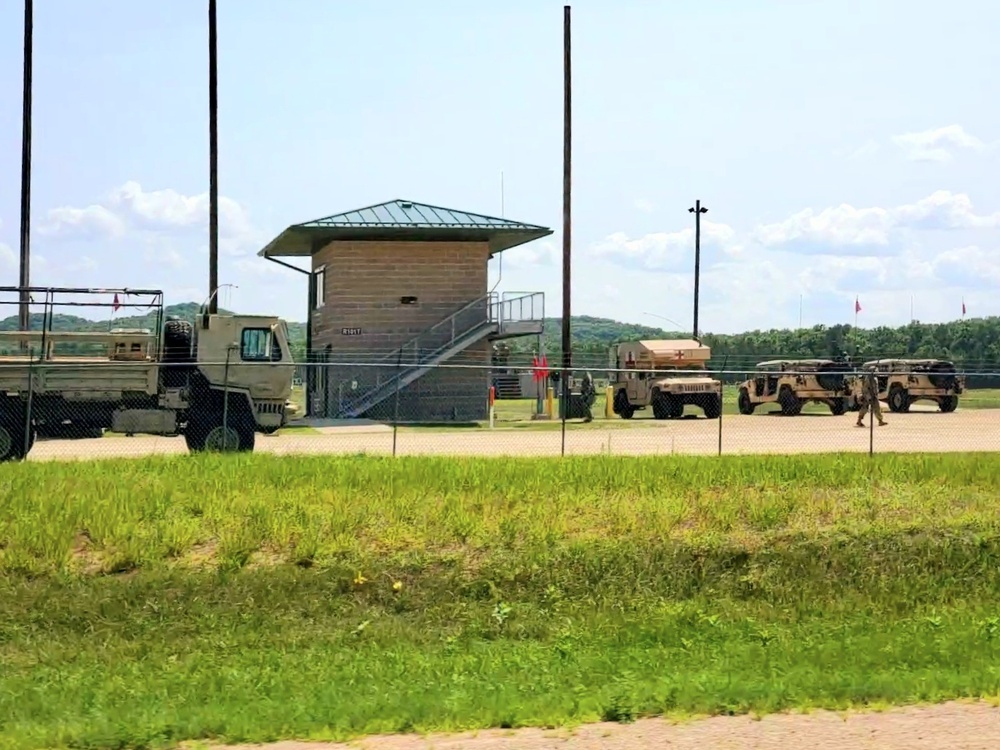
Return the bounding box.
[609,339,722,419]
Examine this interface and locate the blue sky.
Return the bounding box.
[1,0,998,333]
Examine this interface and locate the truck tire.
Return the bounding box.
[816,361,851,391]
[829,397,846,416]
[939,395,959,413]
[185,414,255,453]
[185,392,257,453]
[888,385,910,413]
[702,393,722,419]
[927,362,958,390]
[162,319,195,389]
[0,405,34,462]
[737,388,755,415]
[651,390,668,419]
[778,385,802,416]
[162,319,194,362]
[613,390,635,419]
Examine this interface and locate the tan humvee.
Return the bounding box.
[737,359,857,416]
[859,358,964,413]
[610,339,722,419]
[0,287,295,461]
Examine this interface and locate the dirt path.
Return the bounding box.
[218,701,1000,750]
[24,409,1000,461]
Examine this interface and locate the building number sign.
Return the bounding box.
[341,327,362,336]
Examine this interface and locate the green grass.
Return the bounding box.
[2,454,1000,748]
[474,387,1000,428]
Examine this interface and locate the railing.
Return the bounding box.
[332,294,498,416]
[491,292,545,330]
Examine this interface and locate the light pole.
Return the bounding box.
[688,200,708,340]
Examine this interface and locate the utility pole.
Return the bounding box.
[18,0,34,335]
[688,200,708,340]
[208,0,220,313]
[560,4,572,444]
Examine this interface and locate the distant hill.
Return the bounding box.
[0,303,307,360]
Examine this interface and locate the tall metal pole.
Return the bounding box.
[208,0,220,314]
[18,0,34,334]
[688,200,708,340]
[560,5,572,447]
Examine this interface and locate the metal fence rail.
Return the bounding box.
[0,359,994,462]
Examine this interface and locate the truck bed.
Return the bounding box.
[0,359,159,397]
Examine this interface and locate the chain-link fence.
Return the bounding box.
[0,358,995,462]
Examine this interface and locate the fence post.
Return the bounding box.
[222,345,233,450]
[869,404,874,457]
[23,346,35,460]
[717,391,723,456]
[392,347,403,458]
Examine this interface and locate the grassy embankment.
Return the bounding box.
[2,454,1000,748]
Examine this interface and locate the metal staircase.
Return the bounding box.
[333,292,543,419]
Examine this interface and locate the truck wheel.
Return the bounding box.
[778,385,802,416]
[614,391,635,419]
[0,407,33,462]
[888,385,910,413]
[939,395,958,413]
[703,394,722,419]
[186,413,255,453]
[829,398,846,416]
[651,391,668,419]
[737,388,755,415]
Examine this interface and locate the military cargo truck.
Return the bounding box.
[0,286,295,461]
[609,339,722,419]
[860,358,965,412]
[737,358,857,416]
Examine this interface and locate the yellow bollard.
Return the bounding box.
[605,385,615,419]
[546,386,554,418]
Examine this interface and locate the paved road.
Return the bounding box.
[24,409,1000,461]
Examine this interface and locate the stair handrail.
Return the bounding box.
[333,292,499,413]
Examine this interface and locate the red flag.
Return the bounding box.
[112,293,121,312]
[962,300,967,316]
[540,354,548,379]
[531,355,540,382]
[855,296,861,314]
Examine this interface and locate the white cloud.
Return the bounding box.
[752,190,1000,254]
[584,188,1000,330]
[39,181,263,255]
[890,125,988,163]
[633,198,654,213]
[0,242,14,268]
[589,222,738,270]
[500,239,558,268]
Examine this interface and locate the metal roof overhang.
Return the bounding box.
[258,225,553,260]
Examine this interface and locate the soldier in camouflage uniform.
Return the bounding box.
[856,367,886,427]
[580,371,596,423]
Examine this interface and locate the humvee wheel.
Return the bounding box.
[702,393,722,419]
[737,388,755,415]
[778,385,802,416]
[829,397,846,416]
[651,391,668,419]
[613,390,635,419]
[888,385,910,413]
[939,395,959,413]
